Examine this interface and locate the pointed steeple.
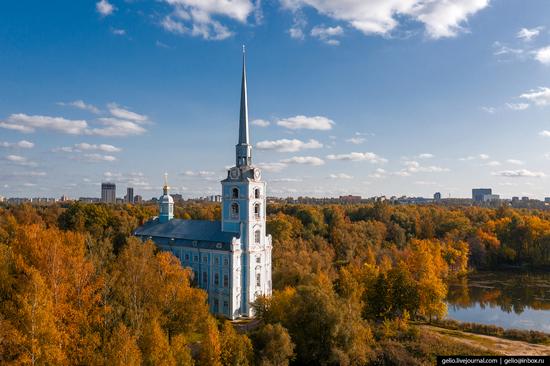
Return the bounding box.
[163,172,169,195]
[236,45,252,167]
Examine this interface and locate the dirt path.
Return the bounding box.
[421,325,550,356]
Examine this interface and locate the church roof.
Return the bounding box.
[134,219,238,243]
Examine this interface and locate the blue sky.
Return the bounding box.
[1,0,550,199]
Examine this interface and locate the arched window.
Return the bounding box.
[254,188,260,199]
[232,187,239,199]
[231,202,239,218]
[254,203,260,219]
[255,230,261,244]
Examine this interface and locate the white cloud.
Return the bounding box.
[414,180,436,185]
[5,154,37,167]
[108,103,149,123]
[252,119,270,127]
[161,0,255,40]
[517,27,543,42]
[111,28,126,36]
[345,137,365,144]
[96,0,115,16]
[460,154,489,161]
[506,159,524,165]
[534,46,550,65]
[326,152,387,164]
[492,169,545,178]
[83,153,117,162]
[182,170,216,177]
[328,173,353,179]
[369,168,387,178]
[272,178,303,182]
[403,160,449,173]
[485,160,501,167]
[540,130,550,137]
[0,140,34,149]
[4,114,88,135]
[89,118,147,137]
[256,138,322,152]
[56,143,122,153]
[276,115,334,130]
[256,162,288,172]
[506,103,529,111]
[520,87,550,106]
[281,0,489,39]
[281,156,325,166]
[289,13,307,40]
[310,25,344,45]
[481,106,496,114]
[418,153,434,159]
[57,100,101,114]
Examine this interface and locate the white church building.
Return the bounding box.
[134,50,272,319]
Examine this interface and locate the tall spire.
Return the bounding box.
[236,45,252,167]
[163,172,169,195]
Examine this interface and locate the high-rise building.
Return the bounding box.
[101,182,116,203]
[472,188,492,202]
[126,187,134,204]
[133,195,143,204]
[434,192,442,201]
[135,49,272,319]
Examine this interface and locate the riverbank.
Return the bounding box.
[421,325,550,356]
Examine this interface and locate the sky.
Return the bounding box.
[1,0,550,200]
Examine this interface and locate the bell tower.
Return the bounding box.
[221,47,272,317]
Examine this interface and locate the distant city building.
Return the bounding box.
[0,196,4,203]
[472,188,492,202]
[79,197,100,203]
[172,194,183,203]
[512,196,519,203]
[522,196,529,201]
[434,192,442,201]
[125,187,134,204]
[208,195,222,202]
[482,194,500,202]
[339,195,362,203]
[59,195,71,202]
[134,195,143,204]
[545,197,550,203]
[101,182,116,203]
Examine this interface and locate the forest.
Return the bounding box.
[1,201,549,365]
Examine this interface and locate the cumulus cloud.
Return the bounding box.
[540,130,550,137]
[280,0,489,39]
[107,103,149,123]
[182,170,216,177]
[5,154,37,167]
[459,154,489,161]
[492,169,545,178]
[83,153,117,162]
[276,115,334,130]
[418,153,434,159]
[281,156,325,166]
[0,140,34,149]
[89,118,147,137]
[310,25,344,45]
[96,0,115,16]
[520,87,550,106]
[403,160,449,173]
[55,143,122,153]
[328,173,353,179]
[57,100,101,114]
[534,46,550,65]
[2,114,88,135]
[252,119,270,127]
[256,138,323,152]
[326,152,387,164]
[256,162,288,172]
[506,159,524,165]
[517,27,543,42]
[345,137,365,144]
[160,0,254,40]
[506,103,529,111]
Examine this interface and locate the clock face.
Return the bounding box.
[254,169,261,180]
[230,168,239,179]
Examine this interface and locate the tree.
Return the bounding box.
[252,323,294,366]
[220,321,253,366]
[105,323,142,366]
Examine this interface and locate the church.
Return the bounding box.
[134,50,272,319]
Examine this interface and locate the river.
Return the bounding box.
[446,271,550,332]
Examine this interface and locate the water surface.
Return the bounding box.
[446,271,550,332]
